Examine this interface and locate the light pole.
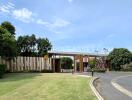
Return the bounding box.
[95,50,99,55]
[103,48,108,55]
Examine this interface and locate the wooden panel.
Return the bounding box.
[0,56,52,72]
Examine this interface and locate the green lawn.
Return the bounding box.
[0,73,97,100]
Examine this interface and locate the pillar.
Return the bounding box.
[53,55,55,72]
[80,55,83,72]
[74,56,76,72]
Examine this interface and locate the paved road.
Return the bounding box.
[80,71,132,100]
[116,75,132,92]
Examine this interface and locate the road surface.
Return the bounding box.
[80,71,132,100]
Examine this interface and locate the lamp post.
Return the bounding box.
[103,48,108,55]
[95,50,99,55]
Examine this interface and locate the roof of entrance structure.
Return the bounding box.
[48,51,108,57]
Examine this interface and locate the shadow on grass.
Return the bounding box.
[0,73,42,82]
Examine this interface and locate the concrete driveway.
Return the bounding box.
[80,71,132,100]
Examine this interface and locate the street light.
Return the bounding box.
[95,50,99,55]
[103,48,108,54]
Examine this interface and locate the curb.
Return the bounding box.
[90,77,104,100]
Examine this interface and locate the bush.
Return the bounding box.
[41,69,53,73]
[27,70,41,73]
[89,59,96,69]
[88,68,106,73]
[94,69,106,73]
[28,70,53,73]
[0,64,6,78]
[61,57,73,69]
[121,64,132,72]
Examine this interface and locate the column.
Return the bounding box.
[74,56,76,73]
[80,55,83,72]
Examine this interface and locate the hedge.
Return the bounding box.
[88,68,106,73]
[0,64,6,78]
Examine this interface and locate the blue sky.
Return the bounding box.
[0,0,132,53]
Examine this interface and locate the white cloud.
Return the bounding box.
[13,8,34,23]
[0,2,14,13]
[0,2,34,23]
[53,18,70,28]
[36,19,51,27]
[36,18,71,39]
[37,18,70,29]
[0,1,71,30]
[68,0,74,3]
[7,2,15,8]
[0,7,10,13]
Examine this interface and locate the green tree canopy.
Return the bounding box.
[107,48,132,70]
[89,59,96,69]
[1,21,16,35]
[0,26,17,59]
[60,57,73,69]
[17,35,52,56]
[17,34,37,56]
[37,38,52,56]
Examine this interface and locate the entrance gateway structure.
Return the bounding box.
[48,51,108,72]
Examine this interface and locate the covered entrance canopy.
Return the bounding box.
[48,51,107,72]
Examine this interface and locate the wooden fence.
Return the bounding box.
[0,56,52,72]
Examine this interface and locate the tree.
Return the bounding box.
[29,34,36,52]
[60,57,73,69]
[0,26,17,59]
[89,58,96,69]
[1,21,15,35]
[107,48,132,70]
[37,38,52,56]
[17,35,52,56]
[17,34,37,56]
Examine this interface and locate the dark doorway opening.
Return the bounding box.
[83,62,88,71]
[55,59,60,72]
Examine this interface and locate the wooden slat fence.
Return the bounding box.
[0,56,52,72]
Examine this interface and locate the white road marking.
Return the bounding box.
[111,75,132,98]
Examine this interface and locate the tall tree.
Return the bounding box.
[107,48,132,70]
[29,34,36,52]
[17,34,37,56]
[1,21,15,35]
[37,38,52,56]
[0,26,17,59]
[17,34,52,56]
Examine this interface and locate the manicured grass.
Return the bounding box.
[0,73,97,100]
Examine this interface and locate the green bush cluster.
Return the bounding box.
[41,69,54,73]
[121,64,132,72]
[107,48,132,71]
[60,57,73,69]
[0,64,6,78]
[28,69,53,73]
[88,68,106,73]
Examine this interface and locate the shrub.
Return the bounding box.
[121,64,132,72]
[60,57,73,69]
[89,59,96,69]
[88,67,106,73]
[94,68,106,73]
[107,48,132,71]
[27,70,40,73]
[41,69,53,73]
[0,64,6,78]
